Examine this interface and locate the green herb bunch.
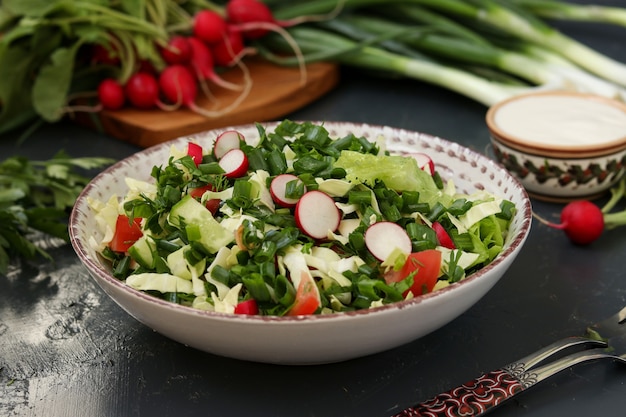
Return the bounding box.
[0,151,114,275]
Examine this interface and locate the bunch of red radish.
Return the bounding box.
[96,0,292,116]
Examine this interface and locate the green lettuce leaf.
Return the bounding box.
[335,150,446,205]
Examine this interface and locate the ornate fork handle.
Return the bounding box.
[392,337,607,417]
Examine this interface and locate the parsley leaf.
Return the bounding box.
[0,151,114,275]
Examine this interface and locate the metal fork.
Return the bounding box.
[392,306,626,417]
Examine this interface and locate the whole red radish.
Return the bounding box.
[226,0,275,39]
[159,64,249,118]
[124,72,160,109]
[158,65,198,107]
[539,200,604,245]
[188,37,241,90]
[212,27,247,67]
[193,10,228,44]
[160,36,192,65]
[97,78,125,110]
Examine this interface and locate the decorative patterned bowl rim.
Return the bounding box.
[486,90,626,159]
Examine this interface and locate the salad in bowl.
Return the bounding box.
[90,120,515,316]
[70,120,531,364]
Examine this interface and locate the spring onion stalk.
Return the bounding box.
[331,14,626,100]
[511,41,626,100]
[511,0,626,28]
[374,3,493,47]
[259,26,529,106]
[466,0,626,87]
[272,0,626,88]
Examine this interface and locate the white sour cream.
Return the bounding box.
[493,94,626,147]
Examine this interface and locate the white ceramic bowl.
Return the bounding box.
[69,121,532,365]
[487,91,626,202]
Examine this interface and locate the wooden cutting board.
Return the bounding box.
[76,59,339,148]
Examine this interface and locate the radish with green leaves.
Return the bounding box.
[537,200,605,245]
[535,175,626,245]
[158,64,251,118]
[294,190,340,239]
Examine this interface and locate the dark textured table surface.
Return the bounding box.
[2,4,626,416]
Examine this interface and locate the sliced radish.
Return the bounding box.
[270,174,306,208]
[410,152,435,175]
[432,221,456,249]
[187,142,203,166]
[365,222,412,261]
[213,130,244,159]
[294,191,341,240]
[218,148,249,178]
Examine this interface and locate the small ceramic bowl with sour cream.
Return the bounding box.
[486,90,626,201]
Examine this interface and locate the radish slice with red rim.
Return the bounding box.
[295,190,340,240]
[270,174,305,208]
[187,142,203,166]
[432,221,456,249]
[365,221,412,261]
[214,130,244,159]
[218,148,249,178]
[410,152,435,175]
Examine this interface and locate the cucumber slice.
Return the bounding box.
[168,195,234,253]
[128,235,157,269]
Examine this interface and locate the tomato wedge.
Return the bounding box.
[110,215,143,252]
[287,271,321,316]
[234,299,259,315]
[384,249,442,296]
[189,184,220,215]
